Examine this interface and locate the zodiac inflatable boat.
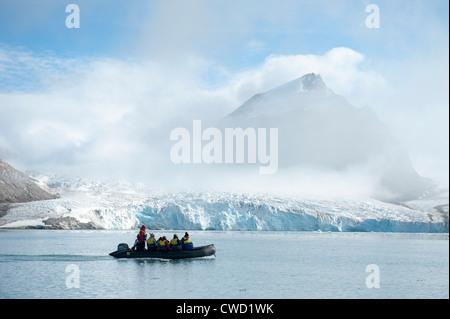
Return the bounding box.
[109,243,216,259]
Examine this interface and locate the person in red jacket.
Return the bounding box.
[136,225,147,251]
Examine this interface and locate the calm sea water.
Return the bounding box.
[0,230,448,299]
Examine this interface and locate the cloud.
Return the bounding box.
[222,47,387,110]
[0,44,447,188]
[0,46,238,178]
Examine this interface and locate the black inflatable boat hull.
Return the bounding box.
[109,244,216,259]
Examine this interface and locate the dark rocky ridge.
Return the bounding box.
[0,159,58,204]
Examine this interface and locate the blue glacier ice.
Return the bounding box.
[0,175,447,233]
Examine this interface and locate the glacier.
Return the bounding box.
[1,73,445,233]
[0,174,447,233]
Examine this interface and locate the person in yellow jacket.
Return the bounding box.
[182,232,194,250]
[170,234,182,250]
[147,233,157,251]
[158,236,170,251]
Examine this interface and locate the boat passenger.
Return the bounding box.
[156,237,161,250]
[147,233,157,251]
[181,232,194,250]
[170,234,182,250]
[136,225,147,251]
[158,236,171,251]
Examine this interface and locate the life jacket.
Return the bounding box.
[170,238,180,246]
[182,236,193,250]
[147,237,156,246]
[159,239,168,250]
[137,230,146,243]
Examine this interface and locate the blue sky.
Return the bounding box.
[1,0,448,95]
[0,0,447,67]
[0,0,448,185]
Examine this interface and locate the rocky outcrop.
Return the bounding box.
[0,159,58,204]
[43,216,99,229]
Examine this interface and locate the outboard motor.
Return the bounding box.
[117,243,129,251]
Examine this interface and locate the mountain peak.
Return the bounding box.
[227,73,335,119]
[262,73,329,98]
[277,73,327,93]
[299,73,326,91]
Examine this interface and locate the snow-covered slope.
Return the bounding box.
[0,174,447,232]
[221,73,434,202]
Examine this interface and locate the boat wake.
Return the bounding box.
[0,254,111,262]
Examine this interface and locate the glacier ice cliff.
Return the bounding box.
[0,175,447,233]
